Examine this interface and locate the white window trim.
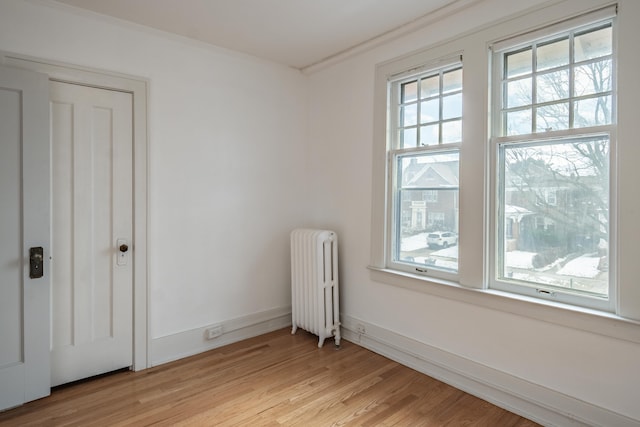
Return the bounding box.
[370,0,640,343]
[383,56,463,281]
[488,11,617,312]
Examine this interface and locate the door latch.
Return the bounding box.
[117,238,129,266]
[29,246,44,279]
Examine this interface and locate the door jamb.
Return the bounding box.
[0,51,150,371]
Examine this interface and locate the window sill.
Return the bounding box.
[368,266,640,344]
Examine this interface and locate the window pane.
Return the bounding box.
[420,124,439,146]
[506,77,532,108]
[401,128,417,148]
[420,99,439,123]
[536,38,569,71]
[500,137,609,297]
[425,190,438,203]
[575,26,612,62]
[574,95,612,128]
[402,80,418,103]
[442,120,462,143]
[506,109,532,136]
[506,48,532,78]
[443,69,462,94]
[574,59,612,97]
[397,151,459,273]
[420,75,439,99]
[442,93,462,120]
[536,102,569,132]
[536,69,570,103]
[402,103,418,126]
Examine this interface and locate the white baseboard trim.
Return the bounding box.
[151,306,291,367]
[341,314,637,427]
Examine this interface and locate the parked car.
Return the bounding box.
[427,231,458,248]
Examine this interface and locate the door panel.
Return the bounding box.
[0,87,22,369]
[50,81,133,387]
[0,66,50,410]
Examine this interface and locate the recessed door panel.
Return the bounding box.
[50,81,133,387]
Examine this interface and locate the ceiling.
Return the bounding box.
[53,0,470,71]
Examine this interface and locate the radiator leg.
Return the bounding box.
[291,325,298,335]
[334,327,341,348]
[317,336,326,348]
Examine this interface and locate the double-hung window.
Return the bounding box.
[387,58,462,279]
[490,9,616,310]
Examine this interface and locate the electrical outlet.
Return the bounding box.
[355,323,366,334]
[205,325,223,340]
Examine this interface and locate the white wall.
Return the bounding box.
[307,0,640,424]
[0,0,309,342]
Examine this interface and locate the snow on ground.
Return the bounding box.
[404,237,601,279]
[507,250,602,279]
[431,246,457,258]
[557,255,601,278]
[401,233,428,252]
[505,251,536,269]
[426,246,458,270]
[402,234,460,254]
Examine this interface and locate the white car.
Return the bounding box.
[427,231,457,248]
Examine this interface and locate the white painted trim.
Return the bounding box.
[302,0,485,74]
[0,51,151,371]
[369,267,640,345]
[341,314,639,427]
[151,307,292,367]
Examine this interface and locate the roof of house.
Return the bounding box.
[403,160,459,188]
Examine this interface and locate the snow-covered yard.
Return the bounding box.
[506,250,602,279]
[505,251,536,269]
[401,233,429,251]
[557,255,602,279]
[404,233,603,280]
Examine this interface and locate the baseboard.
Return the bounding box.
[151,306,291,366]
[341,314,637,427]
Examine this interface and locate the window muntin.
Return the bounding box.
[501,24,613,136]
[396,66,462,149]
[494,20,614,307]
[389,64,462,277]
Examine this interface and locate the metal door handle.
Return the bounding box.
[29,246,44,279]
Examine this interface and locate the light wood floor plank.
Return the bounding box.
[0,328,539,426]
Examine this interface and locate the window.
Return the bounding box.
[492,16,615,309]
[545,189,557,206]
[388,61,462,277]
[424,190,438,203]
[371,3,632,323]
[427,211,445,226]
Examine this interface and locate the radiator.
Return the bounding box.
[290,229,341,348]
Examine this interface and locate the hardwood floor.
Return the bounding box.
[0,328,540,426]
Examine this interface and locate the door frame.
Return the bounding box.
[1,52,150,371]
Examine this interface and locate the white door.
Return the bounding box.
[49,81,134,386]
[0,66,50,410]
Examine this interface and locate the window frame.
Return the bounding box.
[370,0,640,331]
[385,57,463,280]
[488,12,617,312]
